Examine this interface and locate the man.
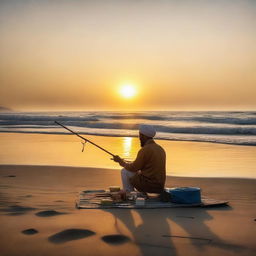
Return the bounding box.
[112,124,166,193]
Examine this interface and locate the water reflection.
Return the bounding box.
[122,137,133,160]
[1,133,255,178]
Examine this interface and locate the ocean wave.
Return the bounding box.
[0,111,256,146]
[88,112,256,124]
[0,114,99,122]
[1,121,256,135]
[0,128,256,146]
[1,111,256,125]
[68,121,256,135]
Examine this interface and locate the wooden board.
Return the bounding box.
[76,190,229,209]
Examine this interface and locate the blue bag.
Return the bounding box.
[165,187,201,204]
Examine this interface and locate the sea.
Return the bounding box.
[0,111,256,146]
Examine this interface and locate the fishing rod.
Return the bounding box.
[55,121,115,157]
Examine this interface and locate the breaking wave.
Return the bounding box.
[0,111,256,146]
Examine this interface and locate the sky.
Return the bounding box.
[0,0,255,111]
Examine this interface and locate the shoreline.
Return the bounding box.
[0,130,256,147]
[1,164,256,180]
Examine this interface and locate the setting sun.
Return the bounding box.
[119,85,137,99]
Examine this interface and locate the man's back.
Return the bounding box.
[140,139,166,186]
[122,139,166,192]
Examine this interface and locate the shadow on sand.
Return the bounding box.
[103,205,247,256]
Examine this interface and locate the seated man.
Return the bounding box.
[112,124,166,193]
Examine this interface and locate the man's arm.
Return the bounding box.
[112,148,145,172]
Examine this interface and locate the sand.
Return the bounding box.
[0,165,255,256]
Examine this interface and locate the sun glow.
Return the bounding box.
[119,85,137,99]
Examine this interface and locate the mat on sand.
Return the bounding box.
[76,190,229,209]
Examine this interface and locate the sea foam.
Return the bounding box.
[0,111,256,146]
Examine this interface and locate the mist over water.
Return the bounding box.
[0,111,256,146]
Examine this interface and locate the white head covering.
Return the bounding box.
[139,124,156,138]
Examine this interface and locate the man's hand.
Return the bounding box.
[111,155,123,163]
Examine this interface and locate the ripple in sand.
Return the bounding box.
[22,228,38,235]
[2,205,36,214]
[7,212,26,216]
[48,229,95,244]
[101,234,130,245]
[35,210,66,217]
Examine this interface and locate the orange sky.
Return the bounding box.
[0,0,255,111]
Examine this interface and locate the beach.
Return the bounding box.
[0,133,256,256]
[0,165,255,256]
[1,0,255,254]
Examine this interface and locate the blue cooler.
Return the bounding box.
[165,187,201,204]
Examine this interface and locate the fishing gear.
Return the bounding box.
[81,141,86,152]
[55,121,115,157]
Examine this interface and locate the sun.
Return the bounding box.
[119,84,137,99]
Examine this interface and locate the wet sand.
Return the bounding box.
[1,133,256,178]
[0,165,255,256]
